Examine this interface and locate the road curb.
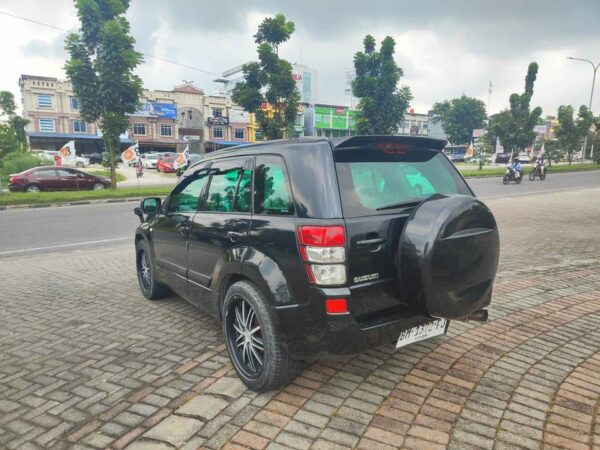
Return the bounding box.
[0,197,145,211]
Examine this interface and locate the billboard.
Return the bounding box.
[133,102,177,119]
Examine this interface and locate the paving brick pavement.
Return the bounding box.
[1,187,599,449]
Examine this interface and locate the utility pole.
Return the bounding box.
[567,57,599,161]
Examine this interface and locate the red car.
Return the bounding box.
[156,153,176,173]
[8,167,110,192]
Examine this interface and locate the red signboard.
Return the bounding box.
[335,108,345,114]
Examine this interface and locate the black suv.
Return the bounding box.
[133,136,499,391]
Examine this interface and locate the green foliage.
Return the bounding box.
[432,95,487,145]
[0,91,29,157]
[0,151,45,179]
[541,140,563,166]
[555,105,594,163]
[352,35,412,135]
[487,62,542,156]
[232,14,299,140]
[64,0,143,188]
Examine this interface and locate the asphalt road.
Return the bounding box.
[1,170,598,257]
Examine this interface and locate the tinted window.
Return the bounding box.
[168,171,209,213]
[57,169,77,177]
[254,155,294,215]
[34,169,56,177]
[204,159,252,213]
[335,147,471,217]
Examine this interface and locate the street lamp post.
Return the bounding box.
[567,57,600,160]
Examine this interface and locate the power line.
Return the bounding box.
[0,10,220,77]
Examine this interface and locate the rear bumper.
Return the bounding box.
[275,285,440,359]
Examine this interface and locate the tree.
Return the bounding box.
[555,105,594,163]
[487,62,542,156]
[0,91,29,158]
[432,95,487,144]
[351,35,412,135]
[64,0,143,188]
[232,14,299,140]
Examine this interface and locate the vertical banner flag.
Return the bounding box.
[121,142,139,164]
[173,144,189,170]
[467,141,474,158]
[58,140,77,166]
[495,137,504,155]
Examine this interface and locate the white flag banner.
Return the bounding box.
[173,144,189,170]
[495,137,504,155]
[58,140,77,166]
[121,143,139,164]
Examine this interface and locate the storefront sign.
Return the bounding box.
[133,102,177,119]
[207,116,229,126]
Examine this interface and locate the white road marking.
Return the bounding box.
[0,237,131,255]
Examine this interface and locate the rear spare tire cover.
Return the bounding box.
[398,194,499,320]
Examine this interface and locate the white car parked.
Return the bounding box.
[140,153,158,169]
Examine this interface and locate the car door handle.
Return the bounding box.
[227,231,244,241]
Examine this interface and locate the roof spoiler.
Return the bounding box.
[331,135,448,151]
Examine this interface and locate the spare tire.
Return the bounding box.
[397,194,499,320]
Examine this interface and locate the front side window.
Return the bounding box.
[160,124,172,137]
[37,95,52,108]
[39,118,55,132]
[70,97,79,110]
[213,127,223,138]
[335,145,472,217]
[168,169,210,213]
[133,123,146,135]
[234,128,245,139]
[204,159,252,213]
[72,120,87,133]
[254,155,294,215]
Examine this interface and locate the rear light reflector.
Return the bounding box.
[298,225,345,246]
[306,246,345,263]
[311,264,346,285]
[325,298,348,315]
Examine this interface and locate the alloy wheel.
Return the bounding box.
[139,249,151,291]
[93,183,105,190]
[227,297,264,376]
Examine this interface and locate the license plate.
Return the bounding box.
[396,319,448,349]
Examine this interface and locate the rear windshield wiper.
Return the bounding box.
[376,199,422,211]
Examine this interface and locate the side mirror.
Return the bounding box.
[141,197,161,214]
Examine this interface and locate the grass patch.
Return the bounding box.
[461,163,600,178]
[86,170,127,183]
[0,186,172,207]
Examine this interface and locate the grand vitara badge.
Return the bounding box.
[353,273,380,283]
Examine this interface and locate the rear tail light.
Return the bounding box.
[297,225,346,286]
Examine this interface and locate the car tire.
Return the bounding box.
[136,239,169,300]
[223,280,303,392]
[76,162,84,168]
[92,183,105,190]
[25,184,41,193]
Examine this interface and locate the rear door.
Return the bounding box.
[187,157,253,310]
[333,142,472,318]
[31,168,60,190]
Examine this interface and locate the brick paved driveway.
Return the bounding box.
[1,187,599,450]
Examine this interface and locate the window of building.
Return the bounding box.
[160,124,173,137]
[188,111,193,120]
[254,155,294,215]
[133,123,146,135]
[72,119,87,133]
[234,128,245,139]
[212,108,223,117]
[37,95,53,109]
[70,97,79,110]
[295,115,303,127]
[39,118,55,132]
[213,127,223,138]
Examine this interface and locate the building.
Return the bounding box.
[203,96,252,152]
[214,63,318,104]
[399,109,429,136]
[304,104,357,138]
[427,110,448,141]
[18,74,128,154]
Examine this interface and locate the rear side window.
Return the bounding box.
[254,155,294,215]
[204,158,252,213]
[335,147,471,217]
[34,169,57,177]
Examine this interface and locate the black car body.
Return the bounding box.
[134,136,500,391]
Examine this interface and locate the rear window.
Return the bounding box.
[335,147,472,217]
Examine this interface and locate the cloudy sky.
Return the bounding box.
[1,0,599,116]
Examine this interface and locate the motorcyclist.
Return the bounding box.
[135,158,144,178]
[511,157,522,179]
[535,150,546,175]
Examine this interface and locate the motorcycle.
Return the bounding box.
[529,162,547,181]
[503,165,522,184]
[135,164,144,179]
